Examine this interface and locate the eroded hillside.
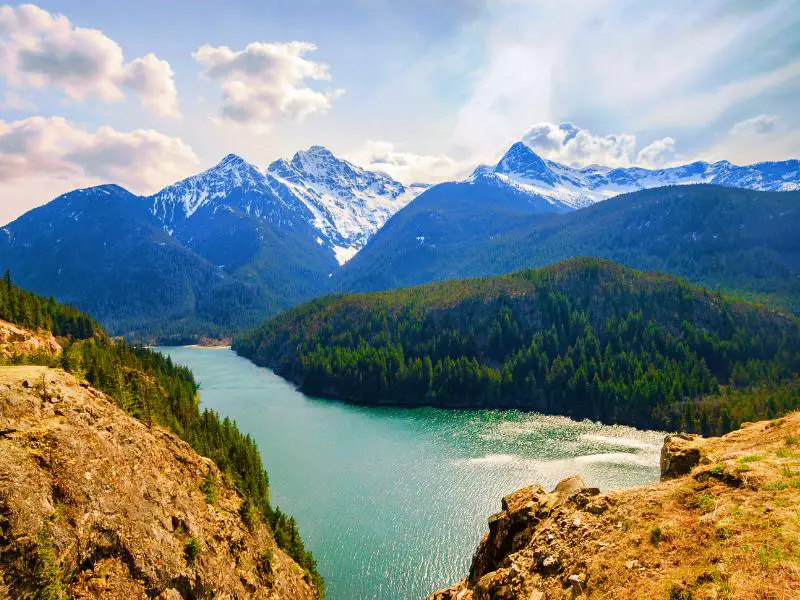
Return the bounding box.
[429,414,800,599]
[0,366,318,599]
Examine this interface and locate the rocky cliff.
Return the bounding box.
[0,365,318,599]
[0,319,62,359]
[429,414,800,599]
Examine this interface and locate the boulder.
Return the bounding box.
[660,433,702,479]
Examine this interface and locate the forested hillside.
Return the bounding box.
[236,258,800,434]
[339,186,800,315]
[0,275,323,593]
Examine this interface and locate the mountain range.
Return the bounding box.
[478,141,799,209]
[2,140,799,340]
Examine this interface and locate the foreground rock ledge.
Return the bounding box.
[0,366,318,599]
[429,414,800,599]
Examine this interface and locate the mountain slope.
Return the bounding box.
[430,413,800,599]
[0,147,421,341]
[236,258,800,433]
[0,185,228,338]
[151,148,421,266]
[336,173,568,292]
[266,146,421,264]
[0,366,319,600]
[339,185,800,314]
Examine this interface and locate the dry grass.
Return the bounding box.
[591,414,800,599]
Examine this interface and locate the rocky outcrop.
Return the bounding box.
[0,319,61,359]
[0,366,318,599]
[430,414,800,599]
[660,433,702,479]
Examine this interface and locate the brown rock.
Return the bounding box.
[660,434,702,479]
[0,319,62,359]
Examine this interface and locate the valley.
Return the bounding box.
[158,345,665,600]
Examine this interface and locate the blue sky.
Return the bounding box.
[0,0,798,223]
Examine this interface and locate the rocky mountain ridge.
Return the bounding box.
[150,146,421,265]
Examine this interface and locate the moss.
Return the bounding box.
[650,525,663,546]
[33,527,64,600]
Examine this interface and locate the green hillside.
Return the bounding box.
[338,185,800,315]
[236,258,800,435]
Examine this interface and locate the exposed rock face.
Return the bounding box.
[660,433,702,479]
[0,366,318,599]
[430,415,800,599]
[0,319,61,359]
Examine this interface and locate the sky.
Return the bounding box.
[0,0,798,224]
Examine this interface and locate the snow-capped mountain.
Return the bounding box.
[266,146,419,264]
[476,141,800,209]
[149,147,422,265]
[151,153,303,233]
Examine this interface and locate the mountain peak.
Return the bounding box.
[495,142,558,186]
[214,153,258,172]
[290,145,341,173]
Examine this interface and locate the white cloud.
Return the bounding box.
[522,122,635,167]
[121,54,180,119]
[702,114,799,165]
[346,141,472,184]
[730,114,779,135]
[636,137,680,168]
[0,3,179,117]
[520,121,679,168]
[194,41,343,130]
[0,116,198,193]
[453,1,799,154]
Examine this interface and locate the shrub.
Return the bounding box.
[184,538,200,566]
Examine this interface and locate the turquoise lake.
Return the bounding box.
[158,346,665,600]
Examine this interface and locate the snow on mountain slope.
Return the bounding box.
[149,147,422,265]
[151,153,276,226]
[266,146,421,264]
[480,141,800,209]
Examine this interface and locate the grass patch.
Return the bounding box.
[739,454,763,463]
[33,527,64,600]
[781,464,799,478]
[754,544,785,572]
[763,481,789,491]
[698,494,715,512]
[710,464,725,476]
[786,435,799,447]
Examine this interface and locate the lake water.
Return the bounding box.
[158,346,665,600]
